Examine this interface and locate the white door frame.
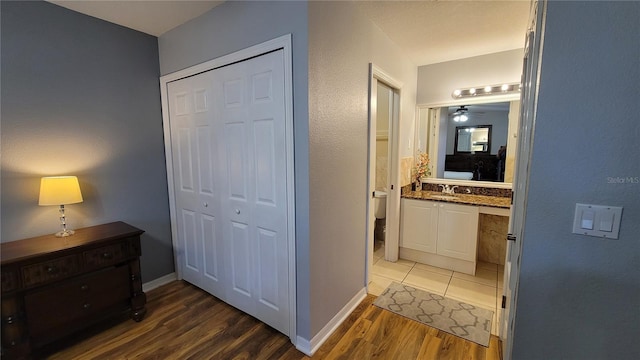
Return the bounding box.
[367,64,403,285]
[501,1,546,358]
[159,35,297,343]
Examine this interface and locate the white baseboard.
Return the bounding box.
[142,272,177,292]
[295,287,367,356]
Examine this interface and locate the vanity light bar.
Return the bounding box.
[452,83,521,99]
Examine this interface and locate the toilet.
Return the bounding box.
[374,190,387,219]
[374,191,387,242]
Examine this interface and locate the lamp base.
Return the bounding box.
[55,229,75,237]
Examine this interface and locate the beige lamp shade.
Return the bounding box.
[38,176,84,206]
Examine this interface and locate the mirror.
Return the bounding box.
[455,125,492,154]
[415,98,519,185]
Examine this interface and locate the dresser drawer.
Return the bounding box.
[83,240,133,269]
[21,255,81,288]
[1,267,19,292]
[24,265,131,340]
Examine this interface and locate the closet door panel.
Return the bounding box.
[181,210,198,274]
[201,214,222,292]
[228,221,254,314]
[214,50,289,334]
[168,81,202,287]
[168,74,225,295]
[247,53,289,333]
[256,228,279,310]
[194,75,225,296]
[176,126,195,193]
[224,122,249,202]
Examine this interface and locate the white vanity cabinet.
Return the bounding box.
[400,199,438,253]
[400,198,479,275]
[436,202,479,261]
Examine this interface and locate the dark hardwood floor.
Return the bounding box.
[47,280,502,359]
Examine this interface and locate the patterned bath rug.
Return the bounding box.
[373,282,493,347]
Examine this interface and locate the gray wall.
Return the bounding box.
[157,0,311,338]
[512,1,640,359]
[1,1,174,282]
[308,1,417,337]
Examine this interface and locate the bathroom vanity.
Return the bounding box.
[400,189,510,275]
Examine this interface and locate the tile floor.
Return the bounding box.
[369,244,505,335]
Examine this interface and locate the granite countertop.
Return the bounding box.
[402,190,511,209]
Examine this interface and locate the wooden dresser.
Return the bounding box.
[1,222,147,359]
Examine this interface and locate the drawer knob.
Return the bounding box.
[83,303,91,309]
[46,266,57,274]
[81,284,89,291]
[102,252,113,259]
[235,209,240,214]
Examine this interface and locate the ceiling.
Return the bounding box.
[47,0,531,66]
[355,1,530,65]
[48,0,224,37]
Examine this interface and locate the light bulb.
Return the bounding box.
[469,88,476,95]
[453,89,461,97]
[484,86,492,93]
[460,114,468,122]
[501,84,509,91]
[453,115,460,122]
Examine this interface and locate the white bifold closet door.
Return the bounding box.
[167,50,289,335]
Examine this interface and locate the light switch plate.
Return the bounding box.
[572,203,623,239]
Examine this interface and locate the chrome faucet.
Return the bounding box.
[439,184,458,195]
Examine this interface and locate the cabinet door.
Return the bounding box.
[400,199,438,253]
[436,203,479,261]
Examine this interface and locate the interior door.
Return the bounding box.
[167,49,289,336]
[214,50,290,335]
[167,74,225,298]
[502,2,545,357]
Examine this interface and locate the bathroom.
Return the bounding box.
[373,81,392,253]
[369,49,523,337]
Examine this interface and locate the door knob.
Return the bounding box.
[204,203,208,207]
[235,209,240,214]
[507,234,516,242]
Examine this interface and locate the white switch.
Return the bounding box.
[573,203,623,239]
[580,210,595,230]
[599,212,614,232]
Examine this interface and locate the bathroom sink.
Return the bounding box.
[429,195,459,200]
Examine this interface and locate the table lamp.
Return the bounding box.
[39,176,84,237]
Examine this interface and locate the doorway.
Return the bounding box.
[366,64,402,292]
[373,82,392,256]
